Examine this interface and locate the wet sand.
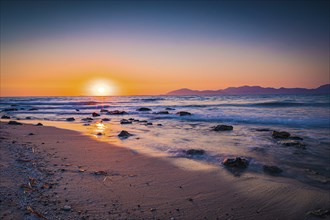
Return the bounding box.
[0,122,329,219]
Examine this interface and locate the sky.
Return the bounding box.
[1,0,329,96]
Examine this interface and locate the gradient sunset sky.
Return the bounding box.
[1,0,329,96]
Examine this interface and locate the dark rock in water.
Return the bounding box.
[35,123,43,126]
[83,123,90,126]
[139,120,148,123]
[176,111,192,116]
[186,149,205,156]
[1,115,10,119]
[155,111,169,114]
[66,117,75,122]
[28,133,34,136]
[146,122,153,125]
[81,117,93,121]
[278,140,306,149]
[157,124,163,126]
[137,107,151,111]
[107,110,127,115]
[128,118,135,121]
[8,121,22,125]
[272,131,290,139]
[101,118,110,122]
[96,132,102,136]
[290,136,303,140]
[120,119,132,124]
[255,128,271,132]
[263,165,283,174]
[3,108,18,112]
[118,130,133,138]
[92,112,100,117]
[165,107,175,110]
[28,108,38,111]
[213,125,233,131]
[75,109,80,111]
[223,157,249,168]
[100,109,108,112]
[25,117,32,120]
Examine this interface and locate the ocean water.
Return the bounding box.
[1,95,329,188]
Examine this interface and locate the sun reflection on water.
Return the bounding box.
[95,122,106,136]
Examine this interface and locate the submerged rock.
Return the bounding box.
[155,111,169,114]
[101,118,110,122]
[263,165,283,174]
[176,111,192,116]
[272,131,290,139]
[212,125,233,131]
[35,123,43,126]
[146,122,153,125]
[137,107,151,111]
[92,112,100,117]
[1,115,10,119]
[223,157,249,168]
[290,136,303,140]
[255,128,271,132]
[165,107,175,110]
[107,110,127,115]
[278,140,306,149]
[66,117,75,122]
[8,121,22,125]
[81,117,93,121]
[25,117,32,120]
[28,108,38,111]
[100,109,108,112]
[186,149,205,156]
[120,119,132,124]
[118,130,133,138]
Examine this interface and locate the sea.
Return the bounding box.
[1,94,329,188]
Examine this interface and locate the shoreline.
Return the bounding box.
[0,122,329,219]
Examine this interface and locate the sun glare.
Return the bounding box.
[87,79,117,96]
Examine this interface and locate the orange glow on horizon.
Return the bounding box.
[1,35,328,97]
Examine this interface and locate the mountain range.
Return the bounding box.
[166,84,330,95]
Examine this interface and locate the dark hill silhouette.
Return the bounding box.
[167,84,330,95]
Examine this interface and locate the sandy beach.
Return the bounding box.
[0,121,329,220]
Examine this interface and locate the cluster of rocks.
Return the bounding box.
[272,131,306,149]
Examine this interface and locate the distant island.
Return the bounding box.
[166,84,330,95]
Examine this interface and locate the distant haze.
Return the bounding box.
[1,1,329,96]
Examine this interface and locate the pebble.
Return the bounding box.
[63,205,71,211]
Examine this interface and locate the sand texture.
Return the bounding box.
[0,122,329,219]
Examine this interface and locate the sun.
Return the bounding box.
[87,79,117,96]
[97,87,106,95]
